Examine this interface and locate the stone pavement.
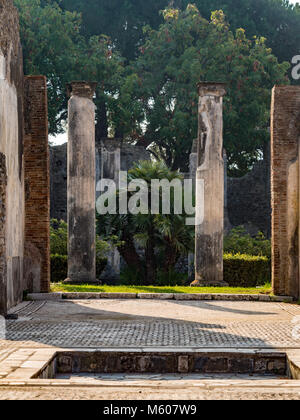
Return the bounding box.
[2,299,300,349]
[1,299,300,400]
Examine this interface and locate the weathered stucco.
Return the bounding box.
[67,82,97,283]
[192,83,227,287]
[0,0,25,312]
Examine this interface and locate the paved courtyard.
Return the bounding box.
[1,299,300,400]
[2,299,300,349]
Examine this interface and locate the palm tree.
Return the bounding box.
[97,160,194,285]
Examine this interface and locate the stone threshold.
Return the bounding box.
[27,292,294,303]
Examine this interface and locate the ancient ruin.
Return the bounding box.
[192,82,227,287]
[271,85,300,299]
[67,81,97,284]
[0,0,50,314]
[1,0,300,320]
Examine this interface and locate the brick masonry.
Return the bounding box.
[271,85,300,299]
[24,76,50,293]
[0,154,7,315]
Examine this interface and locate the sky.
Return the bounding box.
[49,0,299,146]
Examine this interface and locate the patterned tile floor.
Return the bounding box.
[1,299,300,349]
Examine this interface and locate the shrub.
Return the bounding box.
[51,254,67,283]
[50,220,67,255]
[156,270,188,286]
[224,226,271,258]
[119,266,145,286]
[51,254,108,283]
[51,219,110,258]
[224,253,271,287]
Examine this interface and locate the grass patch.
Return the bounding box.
[51,282,272,295]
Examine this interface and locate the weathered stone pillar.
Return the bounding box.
[271,86,300,299]
[192,82,227,287]
[67,81,97,283]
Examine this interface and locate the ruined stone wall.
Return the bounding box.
[23,76,50,293]
[271,86,300,299]
[227,152,271,238]
[50,141,151,221]
[0,0,25,311]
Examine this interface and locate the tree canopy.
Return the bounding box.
[122,6,289,173]
[15,0,298,175]
[59,0,300,64]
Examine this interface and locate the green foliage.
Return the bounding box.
[15,0,126,138]
[224,226,271,258]
[120,267,188,287]
[59,0,300,67]
[17,1,296,173]
[50,254,108,283]
[50,219,68,255]
[156,270,188,287]
[119,266,144,286]
[97,160,195,285]
[224,253,271,287]
[50,218,110,258]
[50,254,68,283]
[50,218,109,282]
[129,5,289,174]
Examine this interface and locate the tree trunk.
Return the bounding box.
[163,240,178,273]
[118,235,144,281]
[145,232,156,285]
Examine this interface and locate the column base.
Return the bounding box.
[190,279,229,287]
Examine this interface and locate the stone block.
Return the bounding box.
[137,293,174,300]
[100,293,137,299]
[174,294,212,301]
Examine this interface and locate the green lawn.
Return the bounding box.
[51,282,272,295]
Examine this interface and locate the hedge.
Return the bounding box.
[51,254,108,283]
[223,253,271,287]
[51,253,270,287]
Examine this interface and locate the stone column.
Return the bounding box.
[192,82,227,287]
[67,81,97,283]
[271,86,300,299]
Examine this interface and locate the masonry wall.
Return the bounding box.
[227,151,271,238]
[271,85,300,299]
[0,0,25,311]
[23,76,50,293]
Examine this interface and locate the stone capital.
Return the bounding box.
[198,82,226,98]
[67,81,97,99]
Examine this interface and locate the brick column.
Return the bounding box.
[0,153,7,315]
[271,86,300,299]
[24,76,50,293]
[67,81,97,283]
[192,82,227,287]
